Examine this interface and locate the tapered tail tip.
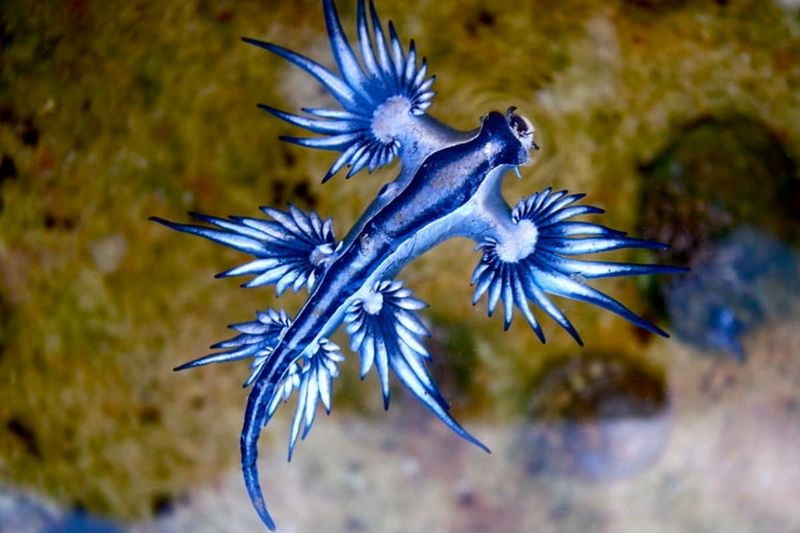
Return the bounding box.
[243,429,277,530]
[243,462,276,530]
[252,496,277,531]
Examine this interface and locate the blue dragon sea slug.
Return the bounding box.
[152,0,686,528]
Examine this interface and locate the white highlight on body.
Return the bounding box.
[309,243,333,266]
[496,219,539,262]
[372,96,412,143]
[362,290,384,315]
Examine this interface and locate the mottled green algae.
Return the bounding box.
[1,0,799,520]
[640,116,800,264]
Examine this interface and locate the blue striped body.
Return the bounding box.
[152,1,687,529]
[268,111,526,378]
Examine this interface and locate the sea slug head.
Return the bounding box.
[505,106,538,153]
[478,108,539,169]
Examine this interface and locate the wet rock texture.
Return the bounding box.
[1,0,799,529]
[516,351,668,481]
[640,116,800,267]
[639,116,800,360]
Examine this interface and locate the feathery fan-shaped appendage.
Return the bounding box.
[176,303,344,460]
[150,205,336,295]
[174,308,292,386]
[244,0,436,181]
[472,188,688,343]
[266,339,344,460]
[344,280,489,452]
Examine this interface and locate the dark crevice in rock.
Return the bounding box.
[7,416,42,459]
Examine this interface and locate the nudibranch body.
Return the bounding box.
[152,0,686,529]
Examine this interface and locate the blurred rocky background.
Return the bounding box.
[1,0,799,531]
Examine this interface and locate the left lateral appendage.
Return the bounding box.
[150,204,337,295]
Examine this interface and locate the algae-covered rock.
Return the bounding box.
[514,351,668,480]
[640,116,799,266]
[638,117,800,359]
[663,227,800,360]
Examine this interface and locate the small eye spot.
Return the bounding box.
[510,115,531,137]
